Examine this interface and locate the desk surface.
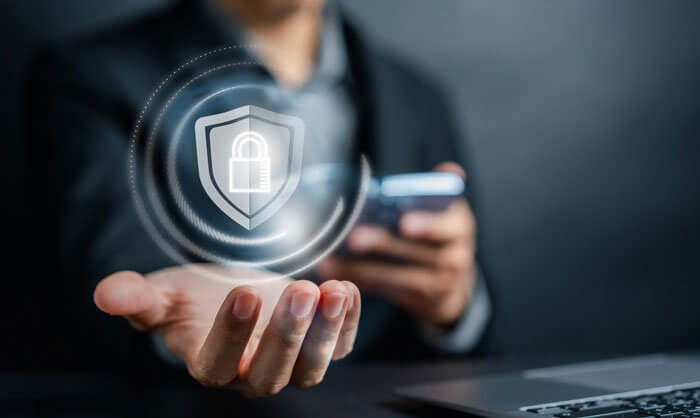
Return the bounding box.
[2,357,575,418]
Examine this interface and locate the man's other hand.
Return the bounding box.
[93,265,360,397]
[317,162,476,327]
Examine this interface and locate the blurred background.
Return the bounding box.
[1,0,699,367]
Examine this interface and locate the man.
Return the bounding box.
[29,0,487,396]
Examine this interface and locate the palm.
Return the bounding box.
[143,265,291,367]
[94,265,360,396]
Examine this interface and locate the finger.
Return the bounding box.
[434,161,466,180]
[397,161,470,243]
[291,280,349,387]
[323,259,459,326]
[333,281,361,360]
[93,271,169,330]
[399,199,473,243]
[244,280,319,397]
[190,286,261,387]
[346,225,442,265]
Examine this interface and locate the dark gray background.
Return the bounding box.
[2,1,699,357]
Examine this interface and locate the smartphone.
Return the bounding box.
[334,171,464,259]
[357,171,465,231]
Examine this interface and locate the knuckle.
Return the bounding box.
[188,365,207,384]
[248,379,287,397]
[309,325,341,345]
[446,258,466,276]
[415,279,434,299]
[424,279,449,302]
[274,322,308,348]
[412,283,430,299]
[440,250,467,275]
[188,363,231,388]
[338,324,358,340]
[333,342,354,360]
[295,375,323,389]
[428,287,444,303]
[333,350,350,361]
[437,270,457,291]
[337,325,358,348]
[192,371,227,388]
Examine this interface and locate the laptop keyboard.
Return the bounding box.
[524,386,700,418]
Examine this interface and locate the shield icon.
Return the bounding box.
[194,105,304,230]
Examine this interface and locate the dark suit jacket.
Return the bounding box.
[22,0,470,373]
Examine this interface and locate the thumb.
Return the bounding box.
[434,161,466,180]
[93,271,167,330]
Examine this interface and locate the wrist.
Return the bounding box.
[425,266,477,328]
[417,267,491,353]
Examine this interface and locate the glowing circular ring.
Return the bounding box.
[126,48,372,281]
[148,65,286,245]
[143,75,347,268]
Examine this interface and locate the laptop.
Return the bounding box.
[396,353,700,418]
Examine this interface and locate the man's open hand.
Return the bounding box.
[317,162,476,327]
[93,265,360,397]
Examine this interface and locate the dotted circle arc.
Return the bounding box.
[126,45,372,281]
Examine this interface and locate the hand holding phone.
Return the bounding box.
[318,164,477,327]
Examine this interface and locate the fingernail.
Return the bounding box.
[290,291,315,318]
[322,292,346,319]
[233,291,257,319]
[349,227,377,251]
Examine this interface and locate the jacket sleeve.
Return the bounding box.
[409,70,492,354]
[25,47,173,370]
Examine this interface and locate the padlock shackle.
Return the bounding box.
[232,131,268,159]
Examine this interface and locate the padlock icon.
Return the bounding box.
[229,131,271,193]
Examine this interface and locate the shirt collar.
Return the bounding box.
[199,0,350,87]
